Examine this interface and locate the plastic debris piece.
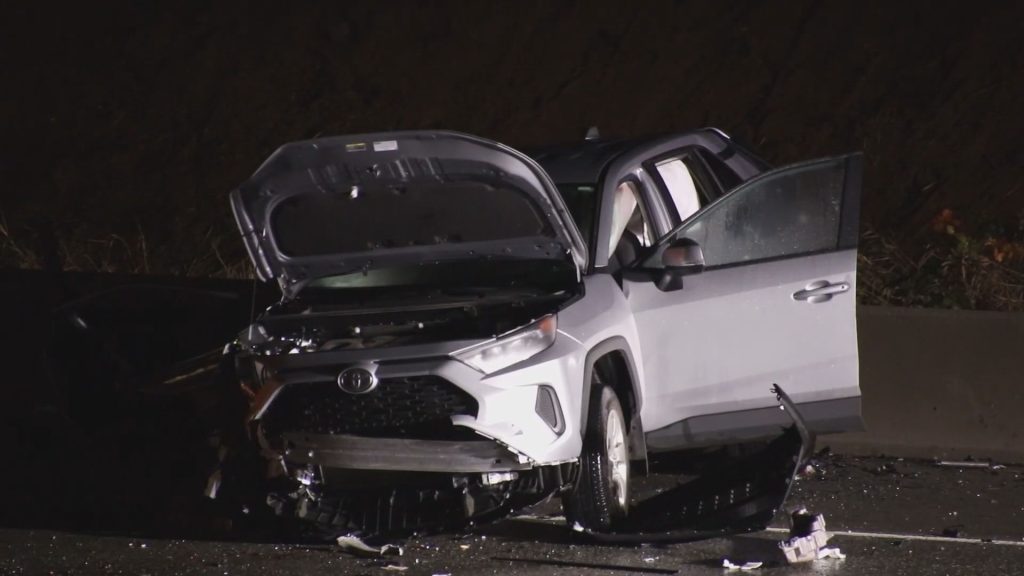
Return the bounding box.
[722,559,763,570]
[800,464,816,478]
[381,565,408,572]
[336,535,404,558]
[817,547,846,560]
[780,533,829,564]
[779,510,831,564]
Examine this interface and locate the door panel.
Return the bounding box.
[630,154,862,440]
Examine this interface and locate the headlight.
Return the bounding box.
[453,315,557,375]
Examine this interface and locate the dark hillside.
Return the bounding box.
[4,1,1023,302]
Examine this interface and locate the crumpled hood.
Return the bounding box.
[231,131,587,297]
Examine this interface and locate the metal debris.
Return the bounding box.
[722,559,763,570]
[336,534,404,558]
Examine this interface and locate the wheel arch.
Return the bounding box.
[581,337,647,465]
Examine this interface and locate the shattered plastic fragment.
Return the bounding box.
[381,565,408,572]
[722,559,763,570]
[336,535,403,558]
[816,547,846,560]
[779,510,831,564]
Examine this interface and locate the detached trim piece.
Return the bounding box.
[583,384,813,543]
[282,433,533,473]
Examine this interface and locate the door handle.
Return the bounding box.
[792,280,850,303]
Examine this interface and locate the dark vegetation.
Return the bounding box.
[3,1,1023,309]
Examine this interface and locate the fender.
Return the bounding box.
[580,336,647,465]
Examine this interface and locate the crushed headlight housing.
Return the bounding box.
[453,315,557,375]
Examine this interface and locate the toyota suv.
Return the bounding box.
[213,129,862,540]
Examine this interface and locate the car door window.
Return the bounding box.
[647,152,721,227]
[654,158,702,221]
[696,149,742,192]
[648,156,856,269]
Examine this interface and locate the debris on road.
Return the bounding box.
[936,460,1004,470]
[336,534,404,558]
[870,462,901,476]
[381,564,408,572]
[778,509,832,564]
[796,463,816,480]
[816,547,846,560]
[941,525,963,538]
[492,556,678,574]
[722,559,763,570]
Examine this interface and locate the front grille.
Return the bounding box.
[260,375,479,441]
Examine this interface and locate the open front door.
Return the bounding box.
[627,154,863,450]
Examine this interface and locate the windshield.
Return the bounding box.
[555,183,598,251]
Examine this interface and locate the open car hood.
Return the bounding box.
[231,131,587,297]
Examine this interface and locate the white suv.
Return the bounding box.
[218,129,862,539]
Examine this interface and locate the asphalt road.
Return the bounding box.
[3,455,1023,576]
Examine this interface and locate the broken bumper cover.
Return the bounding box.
[253,335,588,471]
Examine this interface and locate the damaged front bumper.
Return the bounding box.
[248,334,588,472]
[281,433,535,474]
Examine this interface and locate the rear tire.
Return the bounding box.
[563,376,629,532]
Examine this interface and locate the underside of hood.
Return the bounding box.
[231,131,586,297]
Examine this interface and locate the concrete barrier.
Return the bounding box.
[5,270,1022,462]
[823,306,1024,462]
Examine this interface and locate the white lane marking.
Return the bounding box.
[515,516,1024,547]
[517,518,1024,547]
[764,527,1024,547]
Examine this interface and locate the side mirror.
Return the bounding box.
[662,238,704,274]
[656,238,704,291]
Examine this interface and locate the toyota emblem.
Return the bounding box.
[337,366,378,394]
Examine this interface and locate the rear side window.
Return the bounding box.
[697,149,743,191]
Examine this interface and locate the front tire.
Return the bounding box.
[563,378,629,532]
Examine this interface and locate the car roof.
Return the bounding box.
[528,129,759,184]
[527,137,647,184]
